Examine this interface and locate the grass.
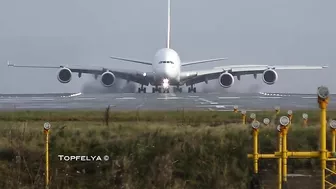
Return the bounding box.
[0,110,334,189]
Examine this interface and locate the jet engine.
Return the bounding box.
[218,72,234,88]
[57,67,72,83]
[262,69,278,85]
[100,71,116,87]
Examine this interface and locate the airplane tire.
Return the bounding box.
[143,88,146,93]
[193,87,196,93]
[152,88,155,93]
[138,88,141,93]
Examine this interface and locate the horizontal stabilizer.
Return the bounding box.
[110,56,152,65]
[182,57,228,67]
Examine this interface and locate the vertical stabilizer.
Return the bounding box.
[166,0,171,49]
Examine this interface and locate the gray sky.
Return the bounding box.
[0,0,335,94]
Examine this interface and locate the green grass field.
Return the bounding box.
[0,110,334,189]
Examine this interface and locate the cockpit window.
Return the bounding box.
[159,61,174,64]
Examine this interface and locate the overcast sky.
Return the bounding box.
[0,0,335,94]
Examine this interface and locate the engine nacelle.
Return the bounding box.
[57,67,72,83]
[100,71,116,87]
[262,69,278,85]
[218,72,234,88]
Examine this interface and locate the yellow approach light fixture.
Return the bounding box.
[302,113,308,120]
[329,120,336,129]
[279,116,290,127]
[263,118,270,125]
[44,122,51,131]
[251,120,260,129]
[318,86,329,99]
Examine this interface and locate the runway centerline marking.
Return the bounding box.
[116,97,136,100]
[157,97,183,100]
[198,98,218,105]
[217,97,241,99]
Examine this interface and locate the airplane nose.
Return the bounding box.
[164,65,176,78]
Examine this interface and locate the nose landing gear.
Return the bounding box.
[138,85,147,93]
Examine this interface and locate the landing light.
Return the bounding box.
[250,113,256,119]
[162,79,169,89]
[143,72,147,77]
[241,110,246,115]
[287,110,293,115]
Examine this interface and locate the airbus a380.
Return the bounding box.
[8,0,328,93]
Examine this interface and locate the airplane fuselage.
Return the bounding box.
[152,48,181,87]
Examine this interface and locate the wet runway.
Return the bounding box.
[0,92,336,111]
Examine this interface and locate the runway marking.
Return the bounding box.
[116,97,136,100]
[157,97,183,100]
[215,105,226,109]
[188,95,199,98]
[217,97,241,99]
[198,98,218,105]
[73,97,96,100]
[208,108,214,111]
[301,97,316,99]
[31,98,55,101]
[196,104,237,108]
[67,92,82,97]
[136,103,144,109]
[258,96,282,99]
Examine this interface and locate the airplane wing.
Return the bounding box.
[7,61,153,86]
[180,64,328,86]
[110,56,152,65]
[181,57,228,67]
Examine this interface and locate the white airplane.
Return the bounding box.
[7,0,328,93]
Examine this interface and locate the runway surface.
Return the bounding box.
[1,92,336,111]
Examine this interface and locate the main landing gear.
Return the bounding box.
[138,85,147,93]
[152,86,162,93]
[188,85,196,93]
